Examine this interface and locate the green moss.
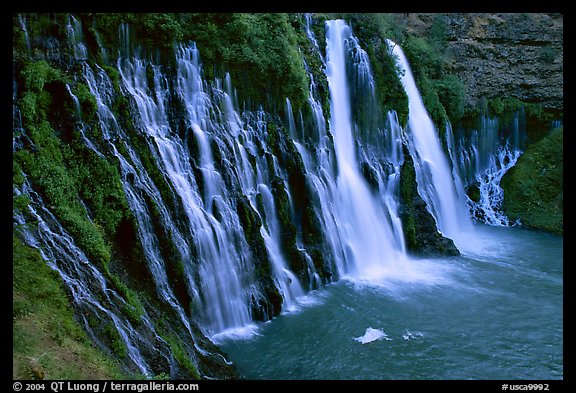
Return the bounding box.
[345,13,409,126]
[501,127,563,234]
[163,334,200,379]
[180,13,309,112]
[64,144,130,238]
[104,322,128,358]
[487,97,523,123]
[73,82,97,119]
[17,146,111,267]
[434,74,465,122]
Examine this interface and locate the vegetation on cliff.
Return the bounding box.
[501,127,563,234]
[13,235,128,380]
[400,14,467,126]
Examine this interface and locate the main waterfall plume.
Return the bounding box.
[324,20,407,279]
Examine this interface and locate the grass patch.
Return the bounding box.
[13,234,128,380]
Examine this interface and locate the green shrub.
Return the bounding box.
[21,60,63,92]
[180,13,309,112]
[434,74,465,122]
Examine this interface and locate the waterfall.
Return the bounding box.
[18,14,31,56]
[325,20,406,279]
[374,111,407,254]
[118,46,259,337]
[81,63,203,349]
[66,15,88,60]
[447,115,524,226]
[257,184,305,309]
[387,39,473,250]
[115,42,318,337]
[14,179,168,377]
[304,13,325,66]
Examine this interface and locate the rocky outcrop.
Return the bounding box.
[402,13,563,112]
[399,145,460,256]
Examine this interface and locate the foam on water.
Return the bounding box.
[210,324,262,345]
[353,327,392,344]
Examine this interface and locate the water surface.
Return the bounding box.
[219,225,563,380]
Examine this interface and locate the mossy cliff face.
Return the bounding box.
[501,127,563,234]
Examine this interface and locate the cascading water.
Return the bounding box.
[66,14,88,60]
[217,20,562,381]
[14,178,169,377]
[18,14,31,56]
[325,20,406,279]
[447,115,524,226]
[80,61,204,354]
[369,111,407,254]
[115,45,270,339]
[13,14,562,380]
[387,39,474,251]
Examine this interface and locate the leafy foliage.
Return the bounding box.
[179,13,309,112]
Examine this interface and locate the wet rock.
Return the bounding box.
[399,145,460,256]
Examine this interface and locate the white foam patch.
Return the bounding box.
[353,327,392,344]
[295,292,326,307]
[210,324,261,344]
